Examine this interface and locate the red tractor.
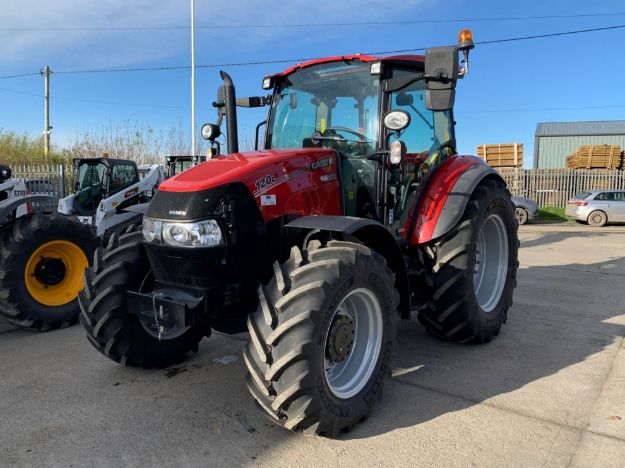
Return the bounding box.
[79,31,518,437]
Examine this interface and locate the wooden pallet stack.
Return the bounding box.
[476,143,523,168]
[565,145,623,170]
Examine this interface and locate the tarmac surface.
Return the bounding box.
[1,223,624,467]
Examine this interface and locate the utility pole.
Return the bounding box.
[42,65,51,159]
[190,0,196,159]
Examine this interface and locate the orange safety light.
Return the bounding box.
[458,29,474,50]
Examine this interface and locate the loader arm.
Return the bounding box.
[92,164,164,236]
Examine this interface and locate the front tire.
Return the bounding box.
[78,226,210,367]
[0,213,99,331]
[416,178,519,343]
[244,240,399,437]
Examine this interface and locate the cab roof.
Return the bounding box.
[72,157,136,167]
[271,54,425,77]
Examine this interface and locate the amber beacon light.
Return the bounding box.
[458,29,474,50]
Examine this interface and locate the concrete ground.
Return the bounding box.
[0,223,624,467]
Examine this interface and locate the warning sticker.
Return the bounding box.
[260,194,277,206]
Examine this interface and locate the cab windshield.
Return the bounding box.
[267,61,380,157]
[75,162,107,215]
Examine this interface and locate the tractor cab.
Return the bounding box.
[73,158,139,216]
[265,57,455,230]
[202,31,474,241]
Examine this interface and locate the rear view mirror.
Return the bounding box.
[425,46,458,111]
[289,93,297,110]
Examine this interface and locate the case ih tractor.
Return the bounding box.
[0,158,164,331]
[79,31,518,437]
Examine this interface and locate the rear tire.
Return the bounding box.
[0,213,99,331]
[243,240,399,437]
[416,178,518,343]
[78,226,210,367]
[587,210,607,227]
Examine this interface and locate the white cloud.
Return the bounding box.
[0,0,430,69]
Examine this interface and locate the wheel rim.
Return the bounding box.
[24,240,88,306]
[324,288,383,400]
[473,214,509,313]
[515,208,527,225]
[589,212,605,226]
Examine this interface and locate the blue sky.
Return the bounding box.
[1,0,624,167]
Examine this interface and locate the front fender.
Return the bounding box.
[285,215,410,316]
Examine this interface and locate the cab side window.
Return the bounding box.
[110,163,138,194]
[389,70,452,155]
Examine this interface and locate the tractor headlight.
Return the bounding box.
[162,220,223,247]
[142,218,224,248]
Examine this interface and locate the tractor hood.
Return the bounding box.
[159,148,335,193]
[149,148,341,223]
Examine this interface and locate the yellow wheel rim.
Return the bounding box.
[24,240,88,307]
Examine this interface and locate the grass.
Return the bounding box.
[534,206,571,223]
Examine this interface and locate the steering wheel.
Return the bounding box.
[325,126,368,141]
[75,183,102,209]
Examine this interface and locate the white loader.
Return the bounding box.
[0,158,165,331]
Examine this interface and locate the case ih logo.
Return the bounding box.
[310,157,334,170]
[124,187,139,199]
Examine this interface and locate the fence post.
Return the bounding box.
[60,165,65,198]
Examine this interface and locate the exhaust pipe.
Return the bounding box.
[219,70,239,154]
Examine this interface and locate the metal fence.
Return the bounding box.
[10,164,74,201]
[9,164,625,208]
[498,168,625,206]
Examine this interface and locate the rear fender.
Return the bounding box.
[410,156,503,244]
[285,215,410,317]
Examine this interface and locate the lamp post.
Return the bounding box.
[191,0,196,158]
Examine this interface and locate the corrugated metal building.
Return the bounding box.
[534,120,625,168]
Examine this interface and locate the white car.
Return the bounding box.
[565,190,625,227]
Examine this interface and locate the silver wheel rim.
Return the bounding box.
[590,212,605,226]
[515,207,527,225]
[324,288,383,400]
[473,214,509,313]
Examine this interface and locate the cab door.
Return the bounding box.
[385,69,454,240]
